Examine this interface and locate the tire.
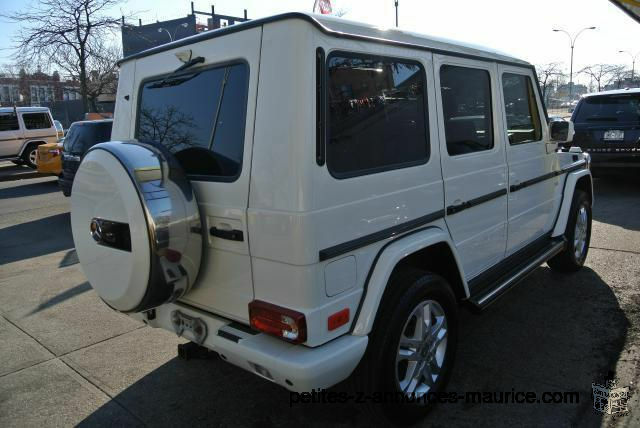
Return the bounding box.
[352,269,458,425]
[547,189,591,273]
[22,143,40,169]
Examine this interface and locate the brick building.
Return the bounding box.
[0,69,81,107]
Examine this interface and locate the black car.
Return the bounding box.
[570,88,640,173]
[59,119,113,196]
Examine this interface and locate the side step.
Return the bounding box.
[468,237,566,310]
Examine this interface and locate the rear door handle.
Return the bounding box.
[210,227,244,241]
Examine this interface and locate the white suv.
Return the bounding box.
[70,13,592,424]
[0,107,58,168]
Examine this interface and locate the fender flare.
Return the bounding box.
[351,226,467,336]
[18,139,48,157]
[551,169,593,237]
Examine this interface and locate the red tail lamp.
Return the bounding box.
[328,308,350,331]
[249,300,307,344]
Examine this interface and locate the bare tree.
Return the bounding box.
[605,65,630,89]
[579,64,622,92]
[536,62,563,101]
[2,0,124,112]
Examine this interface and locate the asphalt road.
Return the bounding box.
[1,161,639,427]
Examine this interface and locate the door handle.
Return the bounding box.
[210,227,244,241]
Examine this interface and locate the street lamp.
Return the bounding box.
[618,50,640,84]
[552,26,596,100]
[157,22,189,42]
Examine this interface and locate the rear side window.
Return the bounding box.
[64,122,112,154]
[22,112,53,130]
[136,62,249,180]
[501,73,542,144]
[0,114,20,131]
[574,94,640,124]
[326,52,429,178]
[440,65,494,156]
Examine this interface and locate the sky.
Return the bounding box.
[1,0,639,84]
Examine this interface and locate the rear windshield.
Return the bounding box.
[64,122,113,154]
[135,62,248,180]
[574,94,640,124]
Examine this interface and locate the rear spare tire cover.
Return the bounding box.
[70,141,203,312]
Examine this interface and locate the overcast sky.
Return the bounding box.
[1,0,639,84]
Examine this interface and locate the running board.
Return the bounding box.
[468,238,566,310]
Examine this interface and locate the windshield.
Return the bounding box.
[63,122,112,154]
[135,62,248,179]
[574,94,640,124]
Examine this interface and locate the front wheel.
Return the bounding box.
[352,269,458,425]
[548,189,591,273]
[22,144,40,169]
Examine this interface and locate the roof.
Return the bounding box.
[119,12,529,67]
[582,87,640,98]
[0,107,51,113]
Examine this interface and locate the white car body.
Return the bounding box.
[0,107,58,161]
[71,13,592,394]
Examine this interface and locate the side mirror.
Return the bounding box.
[549,120,574,143]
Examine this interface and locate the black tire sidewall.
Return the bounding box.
[23,144,39,168]
[565,191,591,266]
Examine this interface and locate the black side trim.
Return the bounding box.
[316,47,325,166]
[228,321,259,335]
[510,162,586,192]
[446,188,507,216]
[319,209,445,261]
[217,329,241,343]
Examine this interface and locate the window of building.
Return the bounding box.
[440,65,494,156]
[22,112,52,129]
[0,113,20,131]
[136,62,249,180]
[502,73,542,144]
[326,52,429,178]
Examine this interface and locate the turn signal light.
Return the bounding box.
[249,300,307,344]
[328,308,350,331]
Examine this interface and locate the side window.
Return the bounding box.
[440,65,494,156]
[0,114,20,131]
[501,73,542,144]
[22,113,53,130]
[326,52,429,178]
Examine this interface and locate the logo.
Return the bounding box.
[592,378,630,416]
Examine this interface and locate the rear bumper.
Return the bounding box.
[584,151,640,168]
[133,302,368,392]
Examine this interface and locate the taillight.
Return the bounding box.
[48,149,60,156]
[327,308,350,331]
[249,300,307,344]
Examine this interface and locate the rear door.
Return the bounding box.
[132,28,262,322]
[20,112,58,147]
[434,56,508,280]
[0,112,23,157]
[498,65,559,255]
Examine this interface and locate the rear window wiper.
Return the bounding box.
[149,56,205,89]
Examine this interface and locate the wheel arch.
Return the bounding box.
[19,139,48,157]
[552,169,593,238]
[351,227,468,336]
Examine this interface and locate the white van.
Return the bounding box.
[0,107,58,168]
[70,13,592,423]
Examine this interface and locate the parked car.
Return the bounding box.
[36,140,64,175]
[69,13,592,424]
[0,107,58,168]
[568,88,640,174]
[59,120,112,196]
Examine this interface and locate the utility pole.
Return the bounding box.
[395,1,398,27]
[552,26,596,101]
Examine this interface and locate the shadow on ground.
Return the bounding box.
[0,212,73,265]
[78,265,627,427]
[592,173,640,231]
[0,179,60,200]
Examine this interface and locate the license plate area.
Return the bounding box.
[604,130,624,141]
[170,310,208,344]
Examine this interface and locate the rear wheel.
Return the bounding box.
[548,189,591,273]
[352,269,458,425]
[22,143,40,169]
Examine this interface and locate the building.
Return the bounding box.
[0,69,81,107]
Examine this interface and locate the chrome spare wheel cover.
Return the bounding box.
[71,141,203,313]
[574,205,588,260]
[396,300,448,398]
